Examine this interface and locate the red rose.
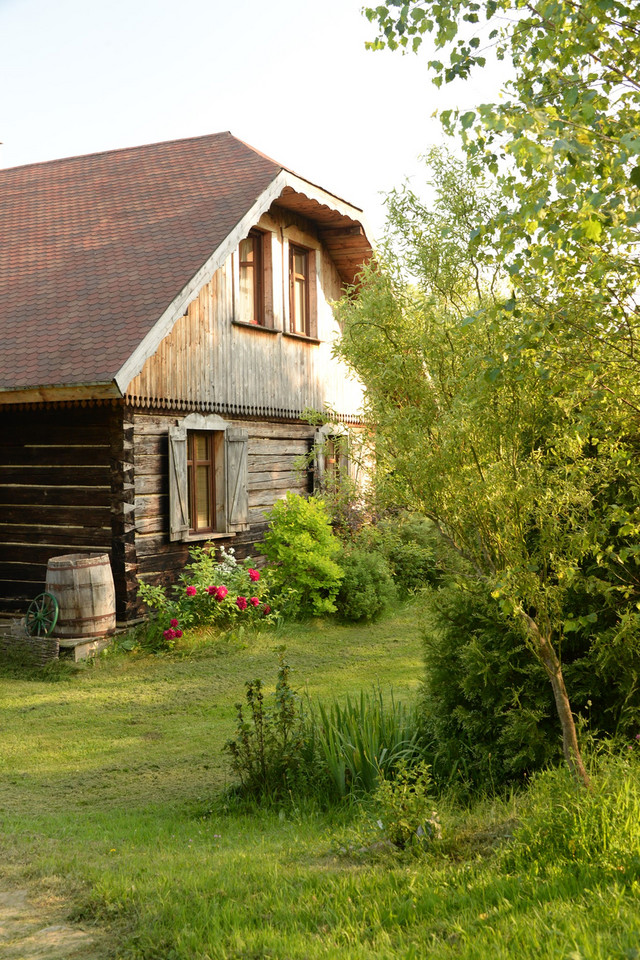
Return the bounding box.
[206,585,217,595]
[249,596,260,607]
[170,618,179,628]
[163,628,176,640]
[248,568,260,582]
[216,586,228,600]
[174,629,183,639]
[262,605,271,615]
[185,585,197,597]
[236,596,248,611]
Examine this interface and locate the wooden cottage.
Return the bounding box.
[0,132,372,621]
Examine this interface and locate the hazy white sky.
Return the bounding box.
[0,0,510,237]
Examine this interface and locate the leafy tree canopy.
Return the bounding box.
[365,0,640,410]
[337,147,640,788]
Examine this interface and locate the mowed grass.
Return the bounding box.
[1,604,639,960]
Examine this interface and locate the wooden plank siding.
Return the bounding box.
[132,411,313,594]
[125,205,364,420]
[0,403,129,615]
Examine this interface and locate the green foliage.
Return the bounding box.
[137,545,274,650]
[336,145,640,785]
[310,688,423,799]
[364,1,640,368]
[419,581,562,790]
[505,741,640,874]
[262,492,344,619]
[355,514,441,596]
[334,546,396,623]
[223,656,312,800]
[373,760,441,850]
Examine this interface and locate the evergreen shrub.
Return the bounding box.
[334,546,396,623]
[419,581,562,791]
[419,573,640,792]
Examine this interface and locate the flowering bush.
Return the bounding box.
[137,545,275,650]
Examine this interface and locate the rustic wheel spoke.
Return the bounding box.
[25,593,59,638]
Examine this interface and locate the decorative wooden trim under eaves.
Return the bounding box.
[125,394,365,424]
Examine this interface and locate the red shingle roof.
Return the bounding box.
[0,132,284,390]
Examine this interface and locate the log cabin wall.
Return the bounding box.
[0,401,132,618]
[132,409,314,597]
[125,205,364,419]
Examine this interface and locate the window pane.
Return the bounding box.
[294,250,306,277]
[238,233,262,324]
[239,236,255,264]
[293,278,306,333]
[194,433,209,461]
[195,465,211,529]
[239,265,255,319]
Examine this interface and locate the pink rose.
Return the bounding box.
[236,596,248,611]
[170,618,179,628]
[249,596,260,607]
[248,568,260,582]
[185,585,197,597]
[216,586,228,600]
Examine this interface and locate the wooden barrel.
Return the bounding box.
[45,553,116,639]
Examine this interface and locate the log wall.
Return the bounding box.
[131,410,314,598]
[0,402,128,615]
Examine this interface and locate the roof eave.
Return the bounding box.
[0,381,122,406]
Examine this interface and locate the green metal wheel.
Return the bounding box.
[25,592,59,638]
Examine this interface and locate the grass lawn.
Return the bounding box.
[1,602,639,959]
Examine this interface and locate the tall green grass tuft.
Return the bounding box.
[505,740,640,875]
[310,687,423,799]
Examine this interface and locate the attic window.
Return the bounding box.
[289,244,309,335]
[237,229,273,326]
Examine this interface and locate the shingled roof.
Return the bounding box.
[0,132,368,397]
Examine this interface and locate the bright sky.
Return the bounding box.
[0,0,510,238]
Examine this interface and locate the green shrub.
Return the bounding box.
[419,580,560,791]
[418,573,640,792]
[223,656,313,800]
[262,493,344,619]
[334,547,396,622]
[373,760,441,850]
[353,514,440,597]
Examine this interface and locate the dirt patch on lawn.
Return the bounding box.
[0,888,108,960]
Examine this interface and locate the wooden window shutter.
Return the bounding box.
[225,428,250,531]
[168,426,189,540]
[308,249,318,340]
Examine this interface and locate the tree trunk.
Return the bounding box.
[522,614,591,791]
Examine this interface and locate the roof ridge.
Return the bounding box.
[0,130,282,175]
